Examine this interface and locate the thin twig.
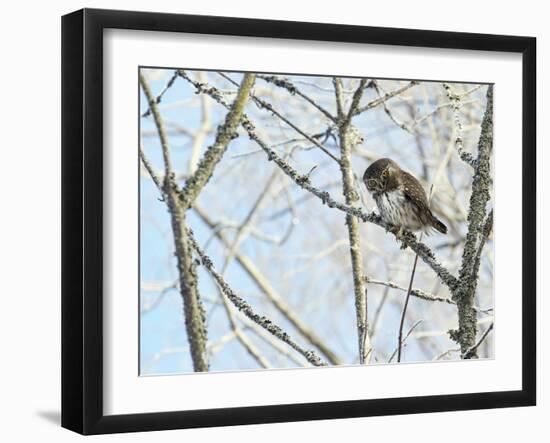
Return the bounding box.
[443,83,477,168]
[372,80,414,134]
[141,70,179,118]
[258,74,337,122]
[370,285,390,338]
[432,348,461,361]
[397,251,421,363]
[389,320,424,363]
[352,81,419,116]
[139,145,163,192]
[139,73,174,178]
[462,322,494,359]
[364,277,492,314]
[398,182,435,363]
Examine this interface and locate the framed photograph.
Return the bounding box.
[61,8,536,435]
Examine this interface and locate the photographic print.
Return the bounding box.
[139,68,494,375]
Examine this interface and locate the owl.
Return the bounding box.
[363,158,447,236]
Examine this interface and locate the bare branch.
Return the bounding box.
[365,278,451,304]
[352,81,418,116]
[397,252,421,363]
[139,145,163,192]
[365,277,492,314]
[211,167,278,369]
[225,305,273,369]
[373,80,414,134]
[141,280,177,314]
[241,317,309,367]
[220,167,279,274]
[258,74,337,122]
[141,70,179,118]
[139,72,174,178]
[443,83,477,168]
[188,71,212,174]
[388,320,424,363]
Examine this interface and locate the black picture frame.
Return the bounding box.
[61,8,536,435]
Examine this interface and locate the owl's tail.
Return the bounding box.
[429,212,448,234]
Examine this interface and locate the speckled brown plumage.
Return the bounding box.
[363,158,447,235]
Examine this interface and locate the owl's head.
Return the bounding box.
[363,158,400,193]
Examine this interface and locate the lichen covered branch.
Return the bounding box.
[452,85,493,357]
[461,322,494,359]
[334,77,372,363]
[179,73,256,209]
[186,229,328,367]
[140,72,209,371]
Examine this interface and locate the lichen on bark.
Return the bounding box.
[179,73,256,210]
[452,85,493,357]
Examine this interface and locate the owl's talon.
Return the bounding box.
[389,225,402,237]
[389,226,408,249]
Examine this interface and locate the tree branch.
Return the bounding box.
[452,85,493,357]
[141,70,179,118]
[352,81,418,116]
[365,277,492,314]
[397,252,420,363]
[258,74,337,122]
[140,72,209,371]
[462,322,494,359]
[179,73,256,210]
[388,320,424,363]
[139,73,174,178]
[186,228,328,367]
[334,77,372,364]
[443,83,477,168]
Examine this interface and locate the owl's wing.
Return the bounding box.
[401,171,430,210]
[401,171,447,234]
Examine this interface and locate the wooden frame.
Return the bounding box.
[61,8,536,435]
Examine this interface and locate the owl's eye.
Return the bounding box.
[367,179,378,189]
[381,170,388,179]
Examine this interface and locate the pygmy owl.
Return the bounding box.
[363,158,447,235]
